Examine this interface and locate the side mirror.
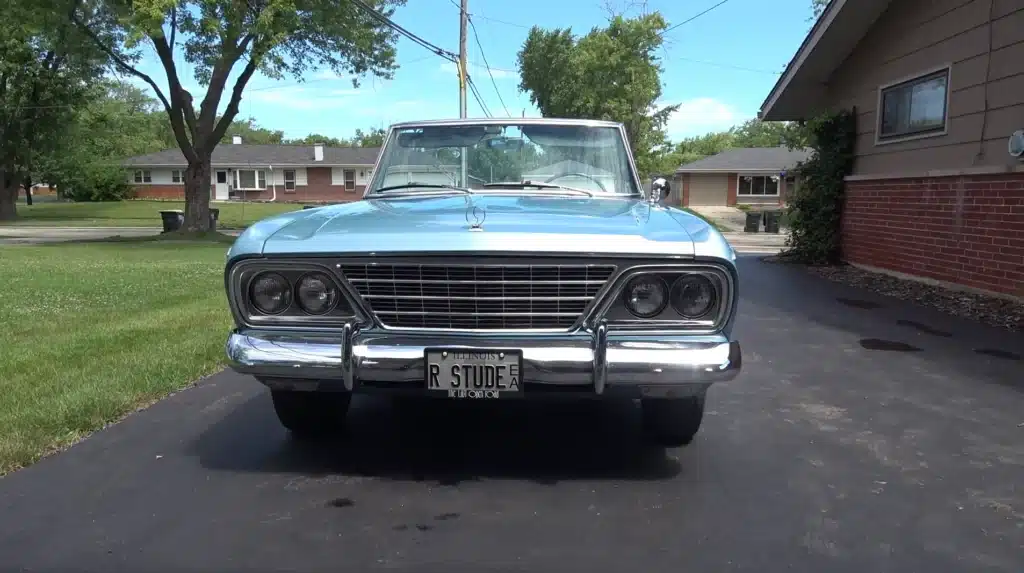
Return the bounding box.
[651,177,671,203]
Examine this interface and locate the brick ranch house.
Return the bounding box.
[673,147,812,208]
[760,0,1024,298]
[122,138,380,203]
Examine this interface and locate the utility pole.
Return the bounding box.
[458,0,469,187]
[459,0,468,119]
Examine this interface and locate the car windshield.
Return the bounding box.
[367,122,641,195]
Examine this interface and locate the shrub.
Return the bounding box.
[62,163,134,202]
[782,109,857,264]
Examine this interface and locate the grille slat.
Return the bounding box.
[339,262,615,330]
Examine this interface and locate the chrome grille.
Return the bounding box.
[339,262,616,330]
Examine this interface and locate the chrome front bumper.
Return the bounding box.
[225,325,741,398]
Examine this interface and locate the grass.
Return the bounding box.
[0,239,232,474]
[3,200,301,229]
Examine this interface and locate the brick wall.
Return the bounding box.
[843,173,1024,297]
[131,167,365,202]
[133,185,185,199]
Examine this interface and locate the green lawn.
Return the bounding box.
[4,200,301,229]
[0,240,232,474]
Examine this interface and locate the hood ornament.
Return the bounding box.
[466,200,486,232]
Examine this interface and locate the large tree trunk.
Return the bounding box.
[23,174,33,206]
[0,169,17,221]
[183,155,212,232]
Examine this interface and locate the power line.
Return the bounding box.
[350,0,458,62]
[664,0,731,34]
[672,56,780,75]
[467,17,511,116]
[466,76,492,117]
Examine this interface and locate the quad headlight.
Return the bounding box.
[250,272,292,315]
[622,275,669,318]
[296,272,339,315]
[670,274,717,319]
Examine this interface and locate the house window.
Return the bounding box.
[738,175,780,196]
[878,68,949,141]
[343,169,356,191]
[283,169,296,192]
[234,169,267,190]
[133,170,152,183]
[171,170,183,183]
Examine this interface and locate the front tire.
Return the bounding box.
[641,393,706,447]
[271,390,351,439]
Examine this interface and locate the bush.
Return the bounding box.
[61,163,134,202]
[782,109,857,264]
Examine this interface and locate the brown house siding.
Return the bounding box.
[726,174,738,206]
[132,167,367,202]
[843,173,1024,297]
[825,0,1024,176]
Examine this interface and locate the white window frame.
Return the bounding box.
[234,169,267,190]
[737,174,781,197]
[875,64,951,145]
[283,169,296,192]
[343,169,356,191]
[171,169,183,183]
[133,169,152,184]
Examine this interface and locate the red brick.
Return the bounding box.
[841,172,1024,297]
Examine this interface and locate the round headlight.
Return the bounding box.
[670,275,717,319]
[296,273,339,315]
[622,275,668,318]
[250,272,292,315]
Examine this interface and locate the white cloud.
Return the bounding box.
[248,86,363,110]
[313,69,345,81]
[438,60,514,79]
[662,97,750,139]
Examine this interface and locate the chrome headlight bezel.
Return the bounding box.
[227,258,366,329]
[591,264,733,332]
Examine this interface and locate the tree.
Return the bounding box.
[352,127,386,147]
[0,0,108,219]
[730,119,810,149]
[220,117,284,145]
[74,0,404,231]
[516,13,678,179]
[811,0,828,19]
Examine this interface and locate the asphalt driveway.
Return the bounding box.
[1,257,1021,573]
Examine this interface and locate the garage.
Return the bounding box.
[687,174,729,206]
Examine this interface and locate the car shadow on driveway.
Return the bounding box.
[188,388,684,486]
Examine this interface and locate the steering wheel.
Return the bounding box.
[544,172,608,193]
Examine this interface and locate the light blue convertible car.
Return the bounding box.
[224,118,742,446]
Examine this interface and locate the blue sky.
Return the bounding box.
[129,0,816,142]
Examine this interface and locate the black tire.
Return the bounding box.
[641,393,706,447]
[270,390,351,439]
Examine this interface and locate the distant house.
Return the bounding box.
[673,147,812,207]
[122,138,380,203]
[758,0,1023,298]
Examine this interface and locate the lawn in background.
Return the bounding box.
[4,200,301,228]
[0,241,232,474]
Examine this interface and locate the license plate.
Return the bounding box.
[424,349,523,399]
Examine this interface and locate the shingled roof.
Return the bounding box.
[123,144,380,167]
[675,147,813,174]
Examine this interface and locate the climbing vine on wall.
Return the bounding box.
[781,108,858,264]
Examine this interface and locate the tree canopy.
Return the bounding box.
[72,0,405,230]
[516,13,678,179]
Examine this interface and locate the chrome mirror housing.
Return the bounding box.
[649,177,671,204]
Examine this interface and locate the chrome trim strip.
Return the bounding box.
[341,322,356,391]
[593,321,608,395]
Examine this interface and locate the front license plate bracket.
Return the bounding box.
[424,348,523,398]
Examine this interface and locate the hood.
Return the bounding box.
[235,193,721,258]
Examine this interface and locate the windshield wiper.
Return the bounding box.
[481,182,594,197]
[374,183,474,194]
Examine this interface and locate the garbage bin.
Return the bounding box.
[763,210,781,234]
[744,211,763,233]
[159,210,184,233]
[209,207,220,230]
